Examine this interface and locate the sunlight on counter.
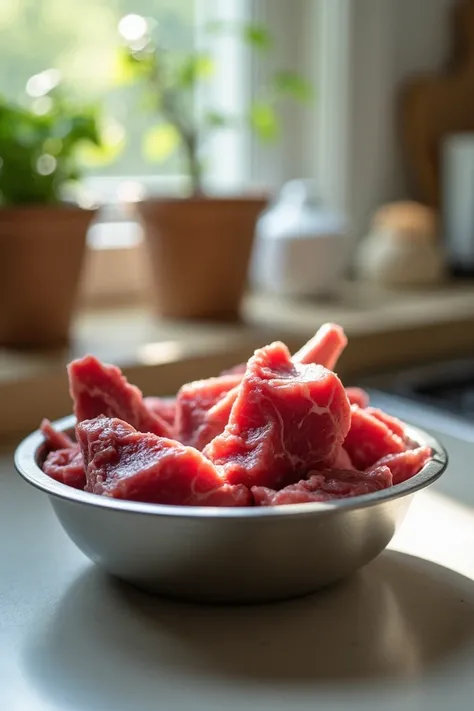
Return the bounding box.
[390,489,474,580]
[137,341,187,366]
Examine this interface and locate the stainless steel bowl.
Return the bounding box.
[15,415,447,604]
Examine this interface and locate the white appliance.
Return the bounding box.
[443,132,474,275]
[250,179,351,297]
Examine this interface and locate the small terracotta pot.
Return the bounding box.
[137,196,267,320]
[0,205,95,348]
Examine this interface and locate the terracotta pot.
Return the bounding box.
[137,196,267,320]
[0,205,95,348]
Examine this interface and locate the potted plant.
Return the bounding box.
[118,16,312,320]
[0,72,116,348]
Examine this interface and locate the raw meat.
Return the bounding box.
[205,341,351,489]
[292,323,347,370]
[345,387,370,409]
[176,374,242,450]
[344,405,406,470]
[40,419,74,451]
[197,384,240,445]
[368,446,431,485]
[366,407,406,439]
[222,326,346,374]
[334,447,354,470]
[144,397,177,428]
[40,321,434,508]
[68,355,172,438]
[43,445,85,489]
[196,325,349,452]
[252,466,392,506]
[77,416,251,506]
[253,485,336,506]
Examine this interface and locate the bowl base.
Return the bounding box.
[108,568,361,606]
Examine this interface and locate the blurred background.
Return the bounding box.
[2,0,474,438]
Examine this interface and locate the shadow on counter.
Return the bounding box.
[22,550,474,711]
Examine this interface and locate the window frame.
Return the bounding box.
[85,0,382,303]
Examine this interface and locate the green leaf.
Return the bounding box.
[76,143,113,167]
[76,120,125,167]
[142,123,181,162]
[177,53,215,88]
[0,91,117,204]
[204,111,231,128]
[242,23,272,51]
[206,21,272,51]
[112,46,156,86]
[69,114,101,145]
[112,50,138,86]
[43,137,63,155]
[249,101,279,142]
[273,71,313,101]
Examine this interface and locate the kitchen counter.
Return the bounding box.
[4,280,474,382]
[2,399,474,711]
[3,280,474,442]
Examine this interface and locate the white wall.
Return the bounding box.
[207,0,457,238]
[244,0,320,190]
[317,0,456,238]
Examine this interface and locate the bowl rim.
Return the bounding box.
[14,414,448,520]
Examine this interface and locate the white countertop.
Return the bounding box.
[2,404,474,711]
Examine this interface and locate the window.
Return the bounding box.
[1,0,321,192]
[3,1,434,250]
[1,0,196,181]
[1,1,321,301]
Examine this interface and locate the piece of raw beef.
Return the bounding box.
[192,323,349,452]
[345,387,370,409]
[221,324,346,374]
[175,374,242,450]
[68,355,172,438]
[76,416,251,506]
[366,407,406,439]
[197,385,239,446]
[43,445,86,489]
[144,397,177,428]
[252,465,392,506]
[292,323,347,369]
[204,341,351,489]
[334,447,354,469]
[40,418,74,451]
[368,446,431,485]
[344,405,406,470]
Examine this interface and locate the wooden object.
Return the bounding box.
[400,0,474,207]
[0,206,95,348]
[137,196,267,320]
